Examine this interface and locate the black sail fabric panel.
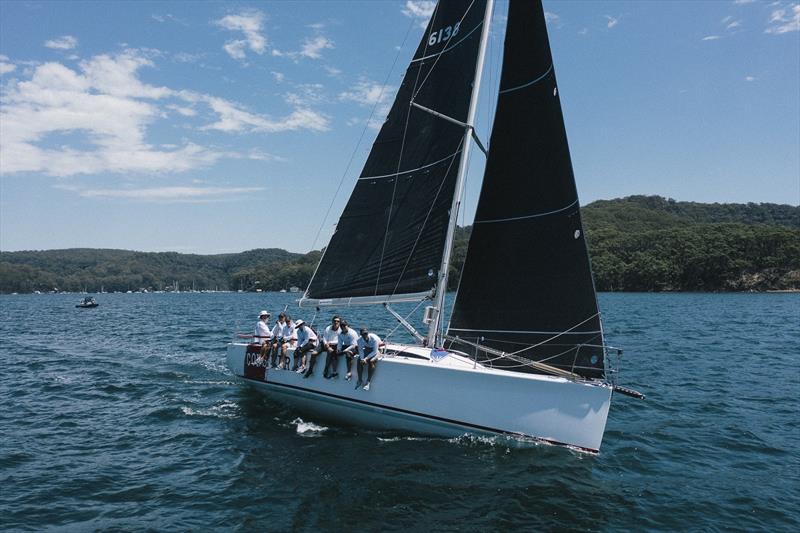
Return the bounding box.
[448,0,605,379]
[306,0,487,300]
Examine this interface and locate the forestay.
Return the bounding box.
[447,0,606,379]
[302,0,488,306]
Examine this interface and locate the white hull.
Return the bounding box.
[226,342,612,452]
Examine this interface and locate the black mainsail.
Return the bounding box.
[447,0,606,379]
[303,0,488,305]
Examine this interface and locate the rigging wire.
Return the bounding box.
[375,2,442,295]
[308,16,417,255]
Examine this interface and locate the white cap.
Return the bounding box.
[259,310,270,317]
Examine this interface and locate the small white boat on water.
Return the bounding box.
[227,0,642,453]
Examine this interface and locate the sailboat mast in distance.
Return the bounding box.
[300,0,489,308]
[447,0,606,379]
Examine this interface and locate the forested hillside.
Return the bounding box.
[1,196,798,293]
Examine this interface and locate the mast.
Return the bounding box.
[427,0,495,347]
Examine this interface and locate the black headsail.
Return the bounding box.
[447,0,606,379]
[302,0,488,306]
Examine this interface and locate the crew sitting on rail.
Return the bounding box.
[321,315,342,379]
[268,312,287,368]
[294,320,318,375]
[254,310,272,365]
[356,328,382,391]
[339,321,359,381]
[277,315,296,370]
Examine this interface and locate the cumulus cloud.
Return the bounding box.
[605,15,619,29]
[215,10,267,60]
[0,50,329,177]
[44,35,78,50]
[766,4,800,34]
[0,55,15,74]
[402,1,437,28]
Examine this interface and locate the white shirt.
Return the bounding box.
[322,324,340,346]
[337,328,358,352]
[255,319,271,344]
[282,321,296,341]
[272,321,285,339]
[296,325,318,348]
[357,333,382,360]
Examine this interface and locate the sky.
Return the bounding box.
[0,0,798,254]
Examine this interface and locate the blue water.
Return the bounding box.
[1,292,798,531]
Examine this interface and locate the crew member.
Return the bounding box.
[338,321,359,381]
[268,313,287,368]
[294,320,318,376]
[356,328,382,391]
[254,310,271,364]
[321,315,341,379]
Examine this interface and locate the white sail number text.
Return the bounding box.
[428,22,461,46]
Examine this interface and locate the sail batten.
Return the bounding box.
[447,0,606,379]
[305,0,488,304]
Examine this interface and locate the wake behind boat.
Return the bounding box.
[227,0,642,453]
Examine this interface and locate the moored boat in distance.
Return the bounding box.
[76,296,99,308]
[226,0,642,453]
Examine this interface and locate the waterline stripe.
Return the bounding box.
[499,64,554,95]
[474,199,579,224]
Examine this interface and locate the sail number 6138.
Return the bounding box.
[428,22,461,46]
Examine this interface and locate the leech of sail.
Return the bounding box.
[474,198,578,224]
[498,63,553,94]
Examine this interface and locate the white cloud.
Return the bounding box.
[702,35,721,40]
[766,4,800,34]
[299,36,334,59]
[545,11,560,24]
[578,27,589,36]
[339,79,396,130]
[0,55,15,74]
[223,40,247,60]
[284,83,326,107]
[168,104,197,116]
[0,50,328,177]
[726,20,742,30]
[44,35,78,50]
[324,65,342,76]
[215,10,267,60]
[80,185,264,201]
[273,35,334,61]
[271,71,285,83]
[605,15,619,29]
[745,75,757,81]
[402,1,436,28]
[734,0,757,4]
[198,95,329,133]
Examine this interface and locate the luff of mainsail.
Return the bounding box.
[447,0,606,379]
[301,0,488,307]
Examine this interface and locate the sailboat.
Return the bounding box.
[226,0,642,453]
